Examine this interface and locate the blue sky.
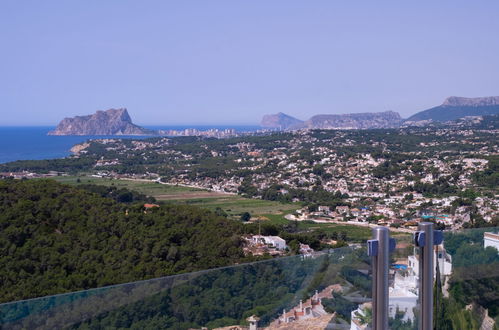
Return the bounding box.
[1,1,499,125]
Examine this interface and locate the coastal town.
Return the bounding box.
[1,116,498,329]
[5,118,494,232]
[3,1,499,328]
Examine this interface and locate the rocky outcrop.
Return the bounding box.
[442,96,499,107]
[70,142,90,154]
[261,111,401,130]
[406,96,499,123]
[48,108,155,136]
[301,111,402,129]
[260,112,304,130]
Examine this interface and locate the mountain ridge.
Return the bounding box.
[406,96,499,122]
[302,111,402,129]
[260,111,402,130]
[442,96,499,107]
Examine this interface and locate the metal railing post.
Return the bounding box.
[414,222,443,330]
[368,227,395,330]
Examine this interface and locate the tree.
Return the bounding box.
[355,307,372,326]
[0,179,249,304]
[308,204,318,212]
[322,293,357,321]
[240,212,251,222]
[434,256,453,329]
[288,239,300,254]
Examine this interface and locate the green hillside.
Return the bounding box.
[0,179,246,303]
[406,105,499,122]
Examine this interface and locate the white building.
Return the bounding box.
[389,272,418,322]
[484,232,499,254]
[408,245,453,278]
[318,205,330,214]
[251,235,287,250]
[388,245,452,323]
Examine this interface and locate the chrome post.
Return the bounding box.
[368,227,395,330]
[414,222,443,330]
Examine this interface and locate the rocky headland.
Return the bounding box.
[301,111,402,129]
[260,112,304,130]
[48,108,155,136]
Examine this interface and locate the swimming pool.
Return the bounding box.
[392,264,408,270]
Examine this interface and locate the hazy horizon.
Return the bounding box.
[0,122,263,127]
[1,1,499,125]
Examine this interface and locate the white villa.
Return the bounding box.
[251,235,287,250]
[484,232,499,254]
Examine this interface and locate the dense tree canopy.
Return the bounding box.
[0,179,247,303]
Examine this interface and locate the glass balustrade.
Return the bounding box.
[388,232,419,330]
[436,227,499,329]
[0,245,371,329]
[1,226,497,330]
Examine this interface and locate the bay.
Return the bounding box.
[0,125,260,164]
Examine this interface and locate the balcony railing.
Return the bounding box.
[1,225,498,330]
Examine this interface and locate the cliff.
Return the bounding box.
[442,96,499,107]
[301,111,402,129]
[260,112,304,130]
[48,108,155,136]
[406,96,499,122]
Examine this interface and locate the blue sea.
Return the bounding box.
[0,125,260,164]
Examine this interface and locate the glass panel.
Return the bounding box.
[0,245,372,329]
[437,227,499,330]
[389,232,418,330]
[4,227,496,329]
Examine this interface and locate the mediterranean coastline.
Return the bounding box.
[0,125,261,164]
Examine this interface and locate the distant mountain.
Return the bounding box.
[48,108,155,136]
[300,111,402,129]
[406,96,499,122]
[260,112,303,130]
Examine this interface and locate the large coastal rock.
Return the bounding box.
[48,108,155,136]
[301,111,402,129]
[406,96,499,122]
[260,112,304,130]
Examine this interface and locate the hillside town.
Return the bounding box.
[15,121,494,231]
[1,123,498,330]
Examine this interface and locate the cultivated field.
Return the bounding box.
[51,176,298,216]
[261,213,372,242]
[50,176,384,242]
[52,176,201,196]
